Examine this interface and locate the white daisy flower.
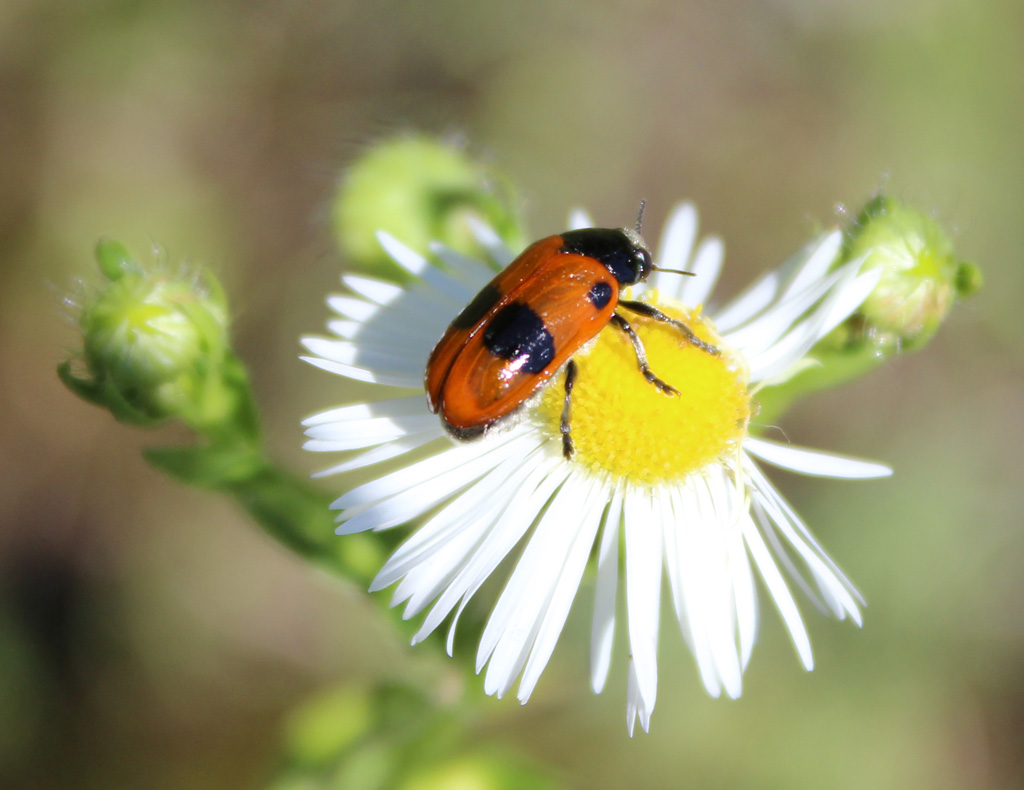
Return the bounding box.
[301,202,891,735]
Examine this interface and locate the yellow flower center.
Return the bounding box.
[535,292,751,486]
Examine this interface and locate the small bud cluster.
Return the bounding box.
[60,240,243,433]
[841,196,981,353]
[332,135,525,280]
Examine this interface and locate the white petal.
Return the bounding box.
[304,413,435,443]
[310,431,440,475]
[481,475,591,698]
[429,242,498,285]
[724,265,847,357]
[334,431,528,509]
[340,274,404,306]
[713,271,780,332]
[743,456,845,576]
[754,498,859,625]
[302,396,426,427]
[590,487,623,694]
[300,338,424,379]
[657,203,698,270]
[518,477,607,702]
[624,487,661,719]
[744,324,826,384]
[625,657,651,736]
[649,202,698,299]
[755,505,831,616]
[324,319,359,340]
[744,460,863,624]
[325,295,378,322]
[568,208,594,230]
[331,310,445,354]
[335,288,459,337]
[472,458,572,670]
[303,415,438,452]
[744,438,892,479]
[376,232,478,303]
[743,515,814,670]
[438,457,569,653]
[299,354,422,389]
[336,468,480,535]
[301,337,424,368]
[693,475,743,699]
[661,489,700,680]
[745,280,880,385]
[401,455,564,643]
[386,446,556,621]
[755,264,880,374]
[743,259,871,381]
[466,215,515,268]
[392,493,511,617]
[817,264,882,334]
[780,231,842,301]
[728,514,759,669]
[374,456,524,594]
[677,236,723,307]
[665,479,741,700]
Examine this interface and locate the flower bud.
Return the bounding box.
[60,240,236,429]
[333,135,525,280]
[398,753,558,790]
[753,197,981,425]
[282,685,375,769]
[842,195,980,352]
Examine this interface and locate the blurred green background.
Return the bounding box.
[2,0,1022,787]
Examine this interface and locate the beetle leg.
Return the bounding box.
[609,314,680,396]
[561,359,577,459]
[617,300,720,356]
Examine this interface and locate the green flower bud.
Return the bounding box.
[399,753,560,790]
[334,135,525,280]
[282,685,375,769]
[59,240,243,432]
[841,195,979,352]
[754,196,981,426]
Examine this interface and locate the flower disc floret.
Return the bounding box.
[537,297,750,485]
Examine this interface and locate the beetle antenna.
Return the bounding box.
[653,267,696,277]
[635,200,647,235]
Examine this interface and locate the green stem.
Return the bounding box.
[143,441,388,588]
[752,344,885,429]
[226,463,386,587]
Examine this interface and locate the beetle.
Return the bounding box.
[425,221,719,459]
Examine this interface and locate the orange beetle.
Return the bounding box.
[425,226,717,458]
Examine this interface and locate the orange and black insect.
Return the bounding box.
[425,216,718,459]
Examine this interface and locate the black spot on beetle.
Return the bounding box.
[587,281,613,309]
[483,302,555,374]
